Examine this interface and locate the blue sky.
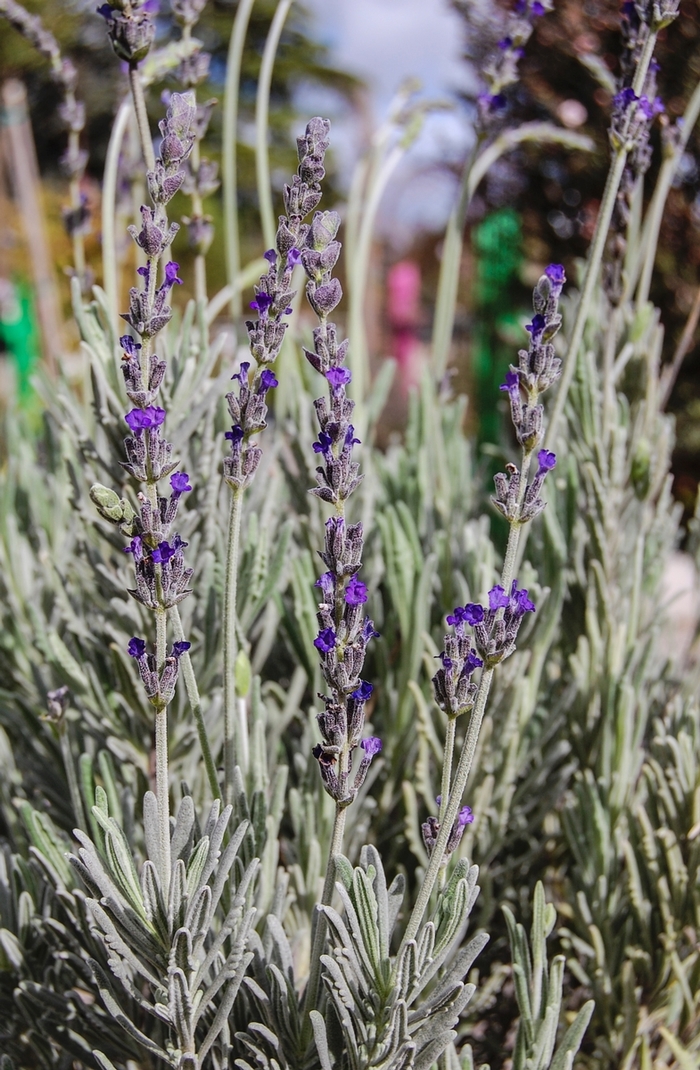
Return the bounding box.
[300,0,479,244]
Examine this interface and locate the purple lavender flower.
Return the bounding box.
[120,334,142,357]
[152,536,187,564]
[263,249,277,264]
[500,370,520,395]
[258,370,278,392]
[544,263,565,286]
[446,606,468,627]
[313,431,333,456]
[360,736,382,758]
[124,536,143,556]
[326,366,352,391]
[287,247,302,267]
[232,361,250,383]
[489,585,510,612]
[525,313,546,338]
[479,91,507,112]
[314,628,336,653]
[125,406,166,435]
[352,681,374,701]
[172,640,191,657]
[345,576,368,606]
[163,261,183,287]
[537,449,556,475]
[448,603,484,627]
[511,580,536,614]
[250,291,274,315]
[458,805,474,825]
[362,620,380,642]
[465,603,485,625]
[345,425,361,448]
[225,424,244,442]
[614,87,638,110]
[465,650,484,673]
[170,471,192,494]
[439,653,453,670]
[128,637,146,658]
[314,571,335,600]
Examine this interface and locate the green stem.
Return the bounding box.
[431,140,480,379]
[223,487,244,806]
[101,98,131,335]
[545,149,628,448]
[155,607,170,900]
[223,0,256,319]
[169,605,221,800]
[348,143,403,404]
[437,718,456,827]
[400,448,532,951]
[400,667,495,951]
[300,801,347,1054]
[255,0,294,251]
[128,63,156,172]
[59,725,87,833]
[545,30,657,448]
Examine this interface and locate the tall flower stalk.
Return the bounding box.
[222,118,333,804]
[91,88,201,895]
[401,264,566,951]
[291,121,382,1053]
[546,0,680,446]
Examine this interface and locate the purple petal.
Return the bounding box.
[360,736,382,758]
[488,585,510,612]
[128,636,146,658]
[345,576,368,606]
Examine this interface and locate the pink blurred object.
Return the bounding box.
[387,260,422,391]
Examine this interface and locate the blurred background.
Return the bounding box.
[1,0,700,517]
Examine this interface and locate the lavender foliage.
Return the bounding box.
[0,3,697,1069]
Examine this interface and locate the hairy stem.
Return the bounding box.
[101,98,131,334]
[401,668,495,950]
[223,487,244,806]
[128,63,156,172]
[546,31,657,448]
[223,0,256,319]
[348,143,403,404]
[169,605,221,800]
[300,799,348,1054]
[437,717,456,827]
[401,448,532,950]
[154,607,170,899]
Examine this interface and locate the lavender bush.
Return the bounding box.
[0,1,698,1068]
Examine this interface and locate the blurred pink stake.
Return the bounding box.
[387,260,422,393]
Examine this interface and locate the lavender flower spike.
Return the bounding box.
[283,118,379,810]
[223,117,333,492]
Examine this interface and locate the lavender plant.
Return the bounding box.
[0,1,698,1069]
